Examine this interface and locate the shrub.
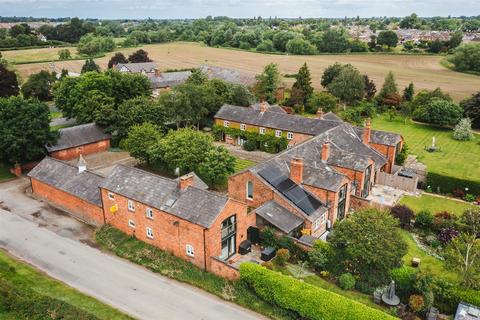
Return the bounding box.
[390,266,417,301]
[261,261,274,270]
[275,248,291,266]
[452,188,466,199]
[408,294,425,313]
[395,142,408,166]
[464,193,476,202]
[260,227,277,248]
[438,227,459,244]
[432,278,480,314]
[426,172,480,195]
[240,263,397,320]
[412,98,463,126]
[390,205,414,228]
[308,240,333,272]
[242,139,257,151]
[414,210,434,230]
[338,273,356,290]
[453,118,474,141]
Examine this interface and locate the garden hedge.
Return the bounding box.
[427,172,480,196]
[432,280,480,314]
[240,263,398,320]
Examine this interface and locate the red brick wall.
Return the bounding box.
[30,178,104,226]
[209,257,240,280]
[49,140,110,161]
[369,139,403,174]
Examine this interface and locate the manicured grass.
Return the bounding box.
[0,164,14,181]
[371,115,480,185]
[399,193,474,216]
[399,230,458,283]
[95,225,296,320]
[234,158,256,173]
[50,111,63,119]
[0,250,131,320]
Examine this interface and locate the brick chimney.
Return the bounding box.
[321,141,330,162]
[290,157,304,185]
[259,100,268,113]
[363,118,371,144]
[155,69,162,77]
[316,108,324,119]
[179,173,194,190]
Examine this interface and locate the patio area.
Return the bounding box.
[228,244,265,269]
[367,185,407,207]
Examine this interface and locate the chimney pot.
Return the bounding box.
[179,173,194,190]
[363,118,371,144]
[316,108,324,119]
[259,100,268,113]
[321,141,330,162]
[289,157,304,185]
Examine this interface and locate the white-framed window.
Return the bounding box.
[240,123,246,131]
[186,244,195,257]
[107,192,115,200]
[287,132,294,140]
[259,127,266,135]
[146,227,154,239]
[128,219,136,228]
[246,181,253,200]
[275,130,282,137]
[321,213,326,224]
[146,207,154,219]
[312,218,320,230]
[224,120,230,128]
[127,200,135,212]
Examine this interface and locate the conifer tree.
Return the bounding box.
[292,62,313,105]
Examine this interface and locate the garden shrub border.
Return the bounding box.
[426,172,480,196]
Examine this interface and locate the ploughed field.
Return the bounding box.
[6,42,480,101]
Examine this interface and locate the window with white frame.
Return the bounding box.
[186,244,194,257]
[108,192,115,200]
[246,181,253,200]
[240,123,246,131]
[146,227,154,239]
[128,219,136,228]
[287,132,293,140]
[275,130,282,137]
[312,218,320,230]
[321,213,326,224]
[127,200,135,212]
[259,127,266,135]
[224,120,229,128]
[146,207,154,219]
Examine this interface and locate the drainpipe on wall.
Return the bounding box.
[203,228,208,271]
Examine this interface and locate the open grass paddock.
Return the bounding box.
[6,42,480,101]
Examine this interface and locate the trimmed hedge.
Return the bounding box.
[432,280,480,314]
[427,172,480,196]
[240,263,398,320]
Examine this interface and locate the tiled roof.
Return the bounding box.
[46,123,111,152]
[200,65,255,86]
[148,71,192,89]
[353,127,402,146]
[250,102,287,114]
[28,157,104,206]
[322,112,343,122]
[215,104,340,136]
[115,62,157,73]
[100,165,227,228]
[255,201,304,234]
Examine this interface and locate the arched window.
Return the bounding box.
[246,181,253,200]
[220,215,236,260]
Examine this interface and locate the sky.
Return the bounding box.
[0,0,478,19]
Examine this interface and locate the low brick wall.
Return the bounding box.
[350,194,372,210]
[49,140,110,161]
[209,257,240,280]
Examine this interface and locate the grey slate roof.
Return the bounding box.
[255,201,304,234]
[46,123,111,152]
[322,112,343,122]
[353,127,402,146]
[115,62,157,73]
[250,102,287,114]
[28,157,104,206]
[200,65,255,86]
[100,165,228,228]
[148,71,192,89]
[215,104,340,136]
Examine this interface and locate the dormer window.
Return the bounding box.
[259,127,266,135]
[224,121,230,128]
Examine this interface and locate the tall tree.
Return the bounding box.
[291,62,313,105]
[81,59,100,73]
[327,65,365,107]
[108,52,128,68]
[363,75,376,101]
[377,71,398,104]
[255,63,281,104]
[122,122,162,164]
[0,96,56,163]
[460,92,480,129]
[448,44,480,73]
[403,82,415,102]
[448,31,463,49]
[0,63,19,98]
[128,49,152,63]
[444,233,480,289]
[21,70,57,101]
[321,62,344,88]
[377,30,399,49]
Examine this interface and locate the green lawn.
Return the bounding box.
[0,250,131,320]
[50,111,63,119]
[371,115,480,185]
[399,230,458,283]
[234,158,256,173]
[399,193,474,216]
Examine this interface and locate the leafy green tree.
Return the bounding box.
[77,34,115,56]
[327,65,365,107]
[185,69,208,85]
[285,38,317,55]
[321,62,345,88]
[453,118,474,141]
[413,98,463,126]
[460,208,480,236]
[308,241,333,272]
[230,84,253,107]
[128,49,152,63]
[306,91,337,113]
[428,39,445,53]
[81,59,100,73]
[400,13,422,29]
[411,88,452,112]
[448,44,480,73]
[255,63,281,103]
[377,71,399,104]
[76,89,115,124]
[20,70,56,101]
[329,209,408,288]
[444,233,480,289]
[460,92,480,129]
[121,122,162,164]
[158,90,192,129]
[272,31,297,52]
[107,52,128,68]
[197,146,236,186]
[377,30,398,49]
[256,40,274,52]
[448,31,463,49]
[0,63,19,98]
[58,49,71,60]
[349,39,368,52]
[364,75,376,101]
[403,83,415,102]
[0,96,56,163]
[291,63,313,105]
[315,29,349,53]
